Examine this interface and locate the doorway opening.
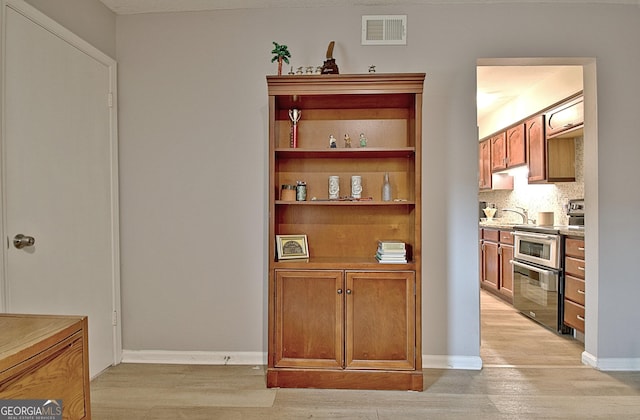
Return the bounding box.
[476,58,597,367]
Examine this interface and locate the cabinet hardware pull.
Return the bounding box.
[578,247,585,251]
[346,289,352,295]
[577,289,585,295]
[577,314,585,321]
[337,289,343,294]
[578,266,585,271]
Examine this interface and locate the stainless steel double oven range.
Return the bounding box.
[511,226,571,334]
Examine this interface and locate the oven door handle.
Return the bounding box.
[510,260,560,275]
[513,231,558,241]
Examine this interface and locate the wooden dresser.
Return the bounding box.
[0,314,91,419]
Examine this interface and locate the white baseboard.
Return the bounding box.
[121,350,266,366]
[119,350,640,371]
[121,350,483,370]
[582,351,640,371]
[422,355,483,370]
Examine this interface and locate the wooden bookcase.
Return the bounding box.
[266,73,425,391]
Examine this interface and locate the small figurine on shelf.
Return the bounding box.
[329,134,337,148]
[344,133,351,148]
[368,65,376,73]
[270,42,291,76]
[321,41,340,74]
[359,133,367,147]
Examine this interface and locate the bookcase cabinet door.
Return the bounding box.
[274,270,343,369]
[345,271,416,370]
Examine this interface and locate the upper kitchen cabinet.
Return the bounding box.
[479,139,492,189]
[480,138,513,190]
[490,132,507,171]
[545,94,584,138]
[526,115,546,182]
[528,93,582,183]
[488,125,525,173]
[479,92,582,186]
[505,123,526,168]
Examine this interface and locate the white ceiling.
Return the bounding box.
[98,0,638,15]
[476,66,569,120]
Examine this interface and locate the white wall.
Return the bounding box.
[116,3,640,368]
[25,0,116,58]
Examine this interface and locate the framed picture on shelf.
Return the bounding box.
[276,234,309,260]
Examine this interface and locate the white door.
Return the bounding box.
[1,1,120,377]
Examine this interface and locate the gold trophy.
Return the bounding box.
[288,108,301,148]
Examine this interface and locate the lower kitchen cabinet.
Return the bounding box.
[498,231,514,299]
[564,237,586,333]
[480,228,513,302]
[269,269,421,390]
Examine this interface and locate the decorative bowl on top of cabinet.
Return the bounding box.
[266,73,425,391]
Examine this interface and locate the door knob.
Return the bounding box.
[13,234,35,249]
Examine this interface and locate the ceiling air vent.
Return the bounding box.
[361,15,407,45]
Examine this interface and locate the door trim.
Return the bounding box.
[0,0,122,368]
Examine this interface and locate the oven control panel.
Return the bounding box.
[567,199,584,216]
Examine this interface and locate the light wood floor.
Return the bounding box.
[91,291,640,419]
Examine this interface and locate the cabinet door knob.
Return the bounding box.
[346,289,352,295]
[337,289,343,294]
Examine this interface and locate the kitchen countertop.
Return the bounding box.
[479,221,585,238]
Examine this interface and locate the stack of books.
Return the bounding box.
[375,240,407,264]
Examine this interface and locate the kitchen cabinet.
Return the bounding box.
[266,74,424,391]
[480,228,513,302]
[488,126,525,173]
[564,237,585,333]
[480,93,581,185]
[546,94,584,138]
[479,139,492,190]
[479,137,513,190]
[506,123,526,168]
[526,115,546,182]
[481,229,499,290]
[0,314,91,419]
[490,132,507,172]
[527,113,576,183]
[498,230,514,299]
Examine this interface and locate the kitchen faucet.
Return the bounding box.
[502,207,533,224]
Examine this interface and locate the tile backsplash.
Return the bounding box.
[479,137,584,226]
